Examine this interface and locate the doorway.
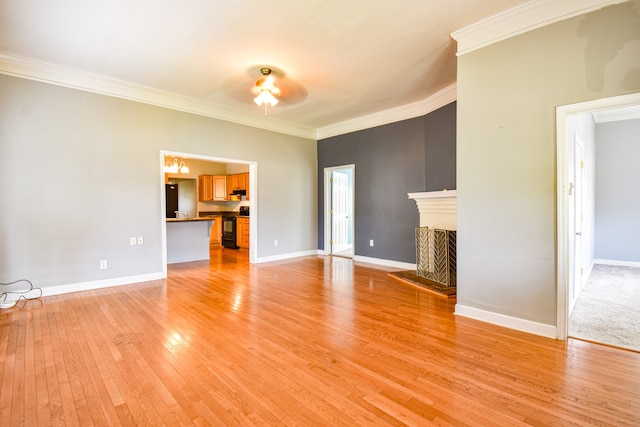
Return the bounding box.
[160,150,258,277]
[556,92,640,340]
[324,165,355,258]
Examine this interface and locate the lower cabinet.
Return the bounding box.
[209,216,222,245]
[236,217,250,249]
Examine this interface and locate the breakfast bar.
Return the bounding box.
[166,217,214,263]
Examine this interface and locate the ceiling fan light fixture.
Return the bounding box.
[252,68,281,113]
[253,90,279,107]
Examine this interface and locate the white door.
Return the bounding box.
[331,171,350,254]
[570,136,585,314]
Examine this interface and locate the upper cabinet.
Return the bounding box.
[227,172,250,200]
[198,175,213,201]
[213,176,227,201]
[199,175,228,201]
[245,173,250,201]
[201,172,249,202]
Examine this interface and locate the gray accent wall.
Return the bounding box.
[456,1,640,326]
[425,103,457,192]
[595,118,640,262]
[317,102,456,263]
[0,74,317,289]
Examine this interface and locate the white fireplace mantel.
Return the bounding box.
[408,190,457,231]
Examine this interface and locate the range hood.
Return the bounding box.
[230,189,246,196]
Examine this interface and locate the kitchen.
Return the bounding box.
[164,155,252,264]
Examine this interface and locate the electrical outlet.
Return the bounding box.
[130,237,137,246]
[100,260,108,270]
[137,236,144,245]
[370,239,374,247]
[274,239,278,247]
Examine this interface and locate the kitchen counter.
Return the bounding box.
[166,217,215,222]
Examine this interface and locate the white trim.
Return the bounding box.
[256,250,319,264]
[451,0,628,56]
[0,52,457,140]
[408,190,457,231]
[556,92,640,340]
[248,163,258,265]
[317,84,456,140]
[324,169,332,256]
[592,105,640,123]
[596,259,640,268]
[160,150,259,267]
[0,53,316,140]
[407,190,457,200]
[41,272,164,297]
[455,304,556,339]
[352,255,416,270]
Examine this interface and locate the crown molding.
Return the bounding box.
[316,83,457,140]
[0,53,316,140]
[1,52,457,141]
[451,0,629,56]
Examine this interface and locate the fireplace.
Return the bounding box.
[408,190,457,291]
[416,227,456,288]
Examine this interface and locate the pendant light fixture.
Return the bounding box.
[252,67,280,114]
[164,157,190,174]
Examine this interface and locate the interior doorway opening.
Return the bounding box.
[160,150,258,277]
[324,165,355,258]
[556,92,640,340]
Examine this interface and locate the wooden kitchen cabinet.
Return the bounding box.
[226,174,239,192]
[198,175,213,201]
[236,217,250,249]
[241,172,250,200]
[200,175,227,201]
[209,216,222,245]
[237,173,247,191]
[212,176,227,201]
[227,172,250,200]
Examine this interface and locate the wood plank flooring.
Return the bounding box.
[1,247,640,425]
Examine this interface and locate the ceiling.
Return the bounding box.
[0,0,550,137]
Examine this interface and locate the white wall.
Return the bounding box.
[595,118,640,262]
[456,1,640,329]
[0,74,317,290]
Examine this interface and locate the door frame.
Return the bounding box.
[323,164,355,257]
[570,134,585,315]
[160,150,258,276]
[555,92,640,339]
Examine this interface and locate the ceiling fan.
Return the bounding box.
[221,65,308,114]
[252,68,281,112]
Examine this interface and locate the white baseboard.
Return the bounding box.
[455,304,557,339]
[41,272,165,297]
[595,259,640,268]
[352,255,416,270]
[256,250,319,264]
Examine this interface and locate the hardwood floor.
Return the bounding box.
[2,248,640,425]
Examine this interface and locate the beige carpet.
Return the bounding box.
[569,264,640,352]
